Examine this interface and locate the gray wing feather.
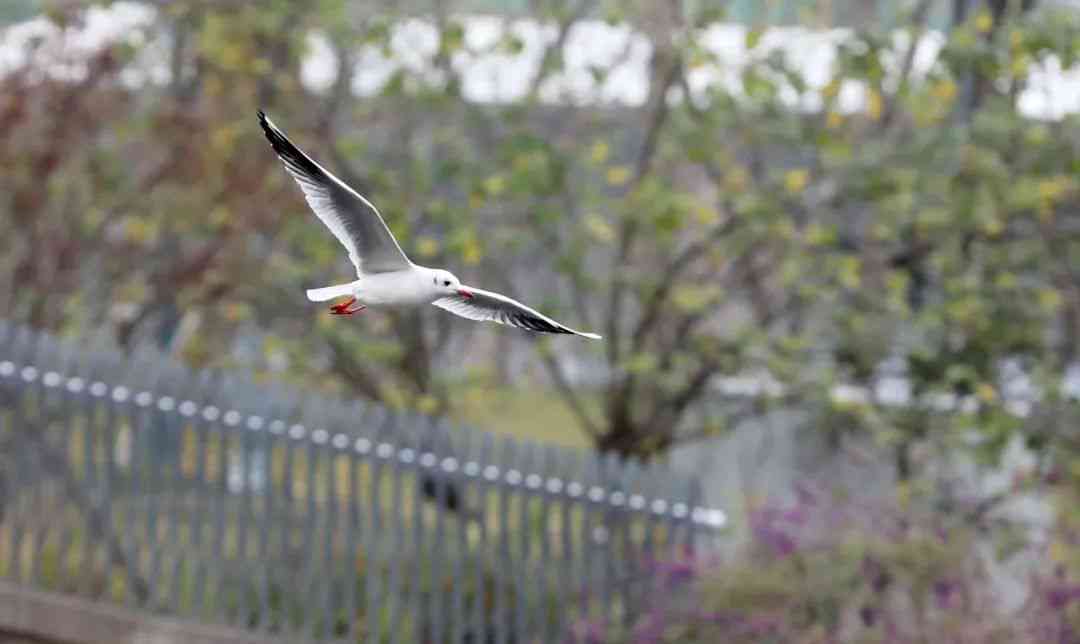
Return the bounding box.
[258,111,412,275]
[433,287,601,339]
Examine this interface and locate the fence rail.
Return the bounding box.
[0,320,724,643]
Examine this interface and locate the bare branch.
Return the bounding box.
[326,333,387,403]
[525,0,590,99]
[605,51,682,365]
[536,342,601,437]
[881,0,934,128]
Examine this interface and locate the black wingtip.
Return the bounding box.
[256,110,326,182]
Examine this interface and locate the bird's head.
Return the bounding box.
[431,269,473,299]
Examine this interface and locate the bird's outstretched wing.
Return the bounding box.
[258,111,412,275]
[433,287,601,339]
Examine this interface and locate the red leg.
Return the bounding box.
[329,297,366,315]
[329,297,356,315]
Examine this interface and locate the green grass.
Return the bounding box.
[450,386,597,448]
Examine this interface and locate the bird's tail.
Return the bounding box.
[306,283,355,302]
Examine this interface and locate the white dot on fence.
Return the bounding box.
[506,469,522,485]
[376,443,394,459]
[546,478,563,494]
[354,438,371,454]
[483,465,499,481]
[288,424,306,439]
[672,503,688,518]
[269,420,286,434]
[179,400,198,417]
[629,494,646,510]
[247,416,265,432]
[135,391,153,407]
[610,491,626,506]
[704,509,727,528]
[463,461,480,477]
[399,448,415,463]
[588,486,605,502]
[332,433,348,449]
[223,410,242,426]
[202,406,220,421]
[525,474,542,489]
[90,382,108,397]
[158,396,175,412]
[0,361,14,377]
[567,482,583,497]
[66,377,84,393]
[43,371,61,387]
[651,499,668,515]
[112,386,129,402]
[20,366,38,382]
[312,428,328,444]
[592,526,610,544]
[441,457,458,472]
[419,452,436,468]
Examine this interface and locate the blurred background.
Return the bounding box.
[3,0,1080,641]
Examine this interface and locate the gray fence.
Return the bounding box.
[0,321,724,643]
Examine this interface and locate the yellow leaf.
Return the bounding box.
[981,216,1004,237]
[866,88,884,121]
[724,166,749,192]
[416,236,440,258]
[606,165,632,186]
[1038,289,1062,312]
[784,168,809,194]
[590,140,610,164]
[461,237,482,265]
[826,111,843,129]
[805,223,832,245]
[210,206,230,228]
[124,218,153,244]
[1010,56,1029,77]
[771,220,796,239]
[695,204,720,225]
[416,395,439,414]
[976,383,998,404]
[995,272,1017,289]
[623,352,658,375]
[975,10,994,34]
[672,285,719,313]
[483,174,505,197]
[839,256,861,289]
[931,79,957,103]
[584,214,615,244]
[1050,540,1068,563]
[210,125,238,154]
[896,481,911,511]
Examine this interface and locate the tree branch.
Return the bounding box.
[536,342,601,437]
[605,50,682,366]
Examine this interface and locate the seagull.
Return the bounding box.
[257,111,601,339]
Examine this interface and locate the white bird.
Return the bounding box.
[258,111,601,340]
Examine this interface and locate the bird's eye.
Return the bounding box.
[443,280,451,286]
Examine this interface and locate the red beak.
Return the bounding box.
[457,288,474,299]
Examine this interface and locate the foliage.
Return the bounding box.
[584,482,1080,644]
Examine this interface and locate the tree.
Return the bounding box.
[5,0,1080,484]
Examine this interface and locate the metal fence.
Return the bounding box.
[0,320,725,643]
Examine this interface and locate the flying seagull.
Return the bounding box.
[257,111,601,339]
